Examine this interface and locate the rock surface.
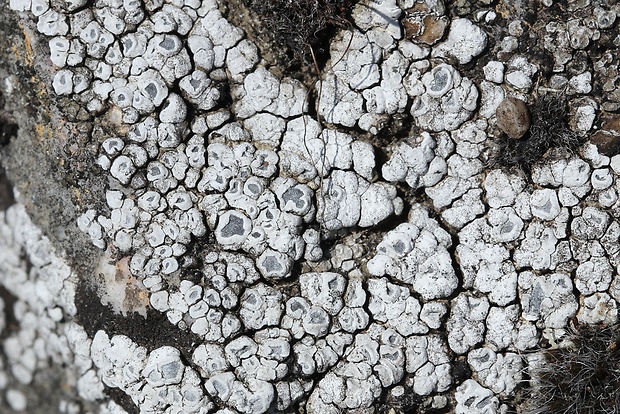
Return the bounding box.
[1,0,620,413]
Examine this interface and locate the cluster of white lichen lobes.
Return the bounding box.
[4,0,620,412]
[0,204,123,414]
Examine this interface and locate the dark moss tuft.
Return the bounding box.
[525,324,620,414]
[242,0,358,68]
[492,94,582,171]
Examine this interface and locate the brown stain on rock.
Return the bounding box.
[591,114,620,155]
[601,115,620,134]
[417,15,449,45]
[402,2,448,45]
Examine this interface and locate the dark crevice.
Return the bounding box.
[0,162,15,210]
[452,355,472,386]
[105,386,139,414]
[373,110,416,146]
[444,232,466,303]
[0,286,19,341]
[0,120,17,147]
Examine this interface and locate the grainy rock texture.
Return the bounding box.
[1,0,620,413]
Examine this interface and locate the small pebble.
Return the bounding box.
[496,96,530,139]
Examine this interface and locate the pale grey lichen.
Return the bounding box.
[4,0,620,412]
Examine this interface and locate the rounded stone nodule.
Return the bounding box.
[496,96,531,139]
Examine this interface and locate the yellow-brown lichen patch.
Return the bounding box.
[71,187,83,204]
[33,114,69,151]
[495,1,511,20]
[33,123,54,144]
[32,75,49,102]
[11,21,35,67]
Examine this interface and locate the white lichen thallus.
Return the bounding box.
[301,23,354,238]
[300,0,395,238]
